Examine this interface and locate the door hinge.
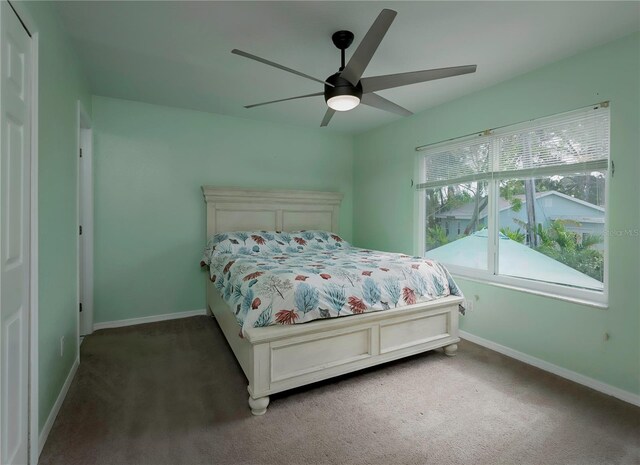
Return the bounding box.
[79,303,83,313]
[79,225,83,235]
[611,160,615,177]
[79,148,83,158]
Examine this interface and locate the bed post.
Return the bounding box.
[248,394,270,416]
[443,343,458,356]
[203,187,215,318]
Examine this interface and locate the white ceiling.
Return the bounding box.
[56,1,640,134]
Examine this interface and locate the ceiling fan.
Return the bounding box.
[232,9,477,127]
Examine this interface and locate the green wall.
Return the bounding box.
[92,96,353,324]
[15,2,93,432]
[353,33,640,395]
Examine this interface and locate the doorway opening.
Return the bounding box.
[77,102,93,342]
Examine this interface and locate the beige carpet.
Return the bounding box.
[39,316,639,465]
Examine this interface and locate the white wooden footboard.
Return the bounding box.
[207,280,462,414]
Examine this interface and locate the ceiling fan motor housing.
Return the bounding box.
[324,73,363,104]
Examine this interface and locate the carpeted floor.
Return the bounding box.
[39,316,639,465]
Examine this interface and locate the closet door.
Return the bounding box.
[0,1,32,464]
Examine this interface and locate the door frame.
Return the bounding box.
[6,1,39,463]
[77,101,93,342]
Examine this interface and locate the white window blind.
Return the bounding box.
[419,139,490,188]
[417,104,610,189]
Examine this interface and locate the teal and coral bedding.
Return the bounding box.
[201,231,462,335]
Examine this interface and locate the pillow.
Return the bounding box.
[287,230,349,252]
[202,230,349,264]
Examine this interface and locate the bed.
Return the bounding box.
[202,187,463,415]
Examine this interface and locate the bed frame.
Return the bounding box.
[202,186,462,415]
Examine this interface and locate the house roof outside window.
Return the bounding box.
[434,190,604,224]
[426,229,604,291]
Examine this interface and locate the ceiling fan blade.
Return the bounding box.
[320,108,336,127]
[232,49,334,87]
[340,9,397,87]
[245,92,324,109]
[361,93,412,117]
[361,65,477,93]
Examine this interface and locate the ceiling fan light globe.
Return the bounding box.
[327,95,360,112]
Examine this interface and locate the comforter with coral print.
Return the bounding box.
[205,246,463,336]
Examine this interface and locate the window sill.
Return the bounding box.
[450,272,608,310]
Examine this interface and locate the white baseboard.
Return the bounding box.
[93,308,207,331]
[39,357,79,456]
[459,330,640,407]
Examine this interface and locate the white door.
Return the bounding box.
[0,1,32,464]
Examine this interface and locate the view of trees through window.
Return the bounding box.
[425,172,606,289]
[498,173,605,283]
[425,181,488,270]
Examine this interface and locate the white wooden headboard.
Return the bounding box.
[202,187,343,237]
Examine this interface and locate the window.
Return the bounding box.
[424,180,489,270]
[417,104,609,304]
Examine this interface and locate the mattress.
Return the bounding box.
[201,231,462,335]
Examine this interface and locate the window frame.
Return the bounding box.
[415,106,610,307]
